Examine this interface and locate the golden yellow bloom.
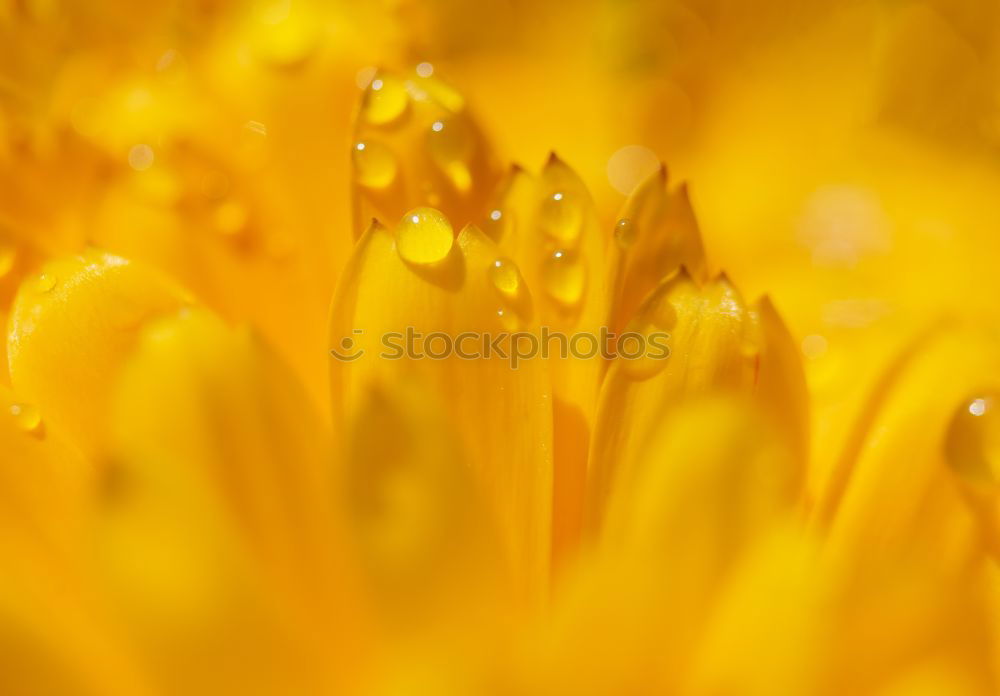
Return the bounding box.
[2,1,1000,694]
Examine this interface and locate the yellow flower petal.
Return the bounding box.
[0,385,148,696]
[482,155,610,566]
[815,325,1000,568]
[342,378,510,642]
[7,251,190,459]
[329,214,552,602]
[98,308,361,694]
[586,271,763,530]
[608,166,708,333]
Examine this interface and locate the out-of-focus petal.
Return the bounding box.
[97,308,363,694]
[814,325,1000,568]
[0,385,148,696]
[513,397,798,694]
[342,378,513,687]
[7,251,191,459]
[329,213,552,602]
[351,68,501,238]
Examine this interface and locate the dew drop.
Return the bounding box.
[36,272,57,293]
[540,190,582,245]
[396,208,454,265]
[619,290,677,380]
[363,74,409,126]
[427,118,472,192]
[489,257,522,299]
[496,307,520,331]
[0,243,16,278]
[542,249,586,308]
[416,62,434,78]
[353,141,398,189]
[9,403,42,434]
[946,393,1000,484]
[614,217,636,248]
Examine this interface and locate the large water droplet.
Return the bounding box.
[614,218,636,248]
[353,141,398,189]
[363,74,409,126]
[619,292,676,380]
[427,118,472,192]
[946,393,1000,484]
[542,249,586,308]
[397,208,454,265]
[540,191,582,245]
[9,403,42,434]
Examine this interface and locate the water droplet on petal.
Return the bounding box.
[619,288,677,380]
[353,141,398,189]
[36,272,57,293]
[614,217,636,248]
[490,257,522,299]
[540,190,582,246]
[396,208,453,265]
[427,118,472,192]
[416,62,434,78]
[946,393,1000,484]
[496,307,520,331]
[9,403,42,434]
[0,243,16,278]
[542,249,586,308]
[363,74,409,126]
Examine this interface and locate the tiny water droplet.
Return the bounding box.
[540,190,582,245]
[496,307,520,331]
[427,117,472,192]
[489,257,522,299]
[363,74,409,126]
[542,249,586,308]
[415,62,434,78]
[946,393,1000,484]
[614,218,636,248]
[353,141,398,189]
[396,207,453,265]
[9,403,42,434]
[36,272,57,293]
[0,243,16,278]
